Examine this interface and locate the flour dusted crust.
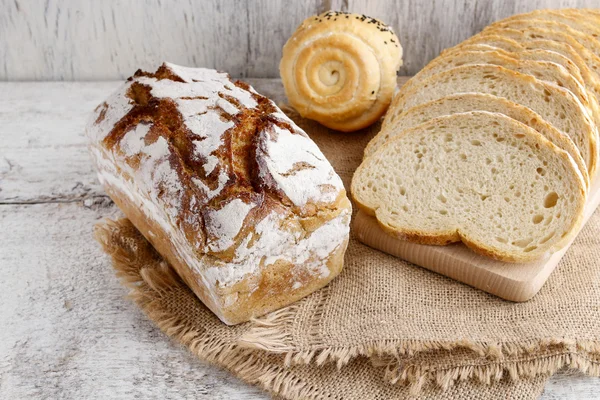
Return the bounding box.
[280,11,403,132]
[87,63,351,325]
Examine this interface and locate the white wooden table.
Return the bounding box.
[1,81,598,399]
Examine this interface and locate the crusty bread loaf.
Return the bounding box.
[352,111,586,262]
[87,63,351,325]
[366,93,589,189]
[385,64,599,176]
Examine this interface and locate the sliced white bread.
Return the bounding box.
[440,46,585,85]
[352,111,586,262]
[389,50,597,127]
[386,64,598,177]
[441,33,600,113]
[451,29,600,87]
[561,9,600,28]
[490,9,600,42]
[482,22,600,76]
[367,93,589,189]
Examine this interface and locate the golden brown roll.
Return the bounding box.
[280,11,403,132]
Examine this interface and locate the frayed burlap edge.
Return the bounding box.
[238,289,600,393]
[372,348,600,395]
[95,219,345,400]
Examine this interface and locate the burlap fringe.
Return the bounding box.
[238,288,600,393]
[96,219,600,396]
[377,349,600,396]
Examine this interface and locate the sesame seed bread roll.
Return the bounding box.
[87,63,351,325]
[280,11,402,132]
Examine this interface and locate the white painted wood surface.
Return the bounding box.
[1,81,599,399]
[2,0,600,80]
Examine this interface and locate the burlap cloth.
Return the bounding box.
[94,112,600,399]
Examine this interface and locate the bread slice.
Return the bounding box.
[482,22,600,77]
[391,50,596,125]
[351,111,586,262]
[560,8,600,28]
[440,46,585,85]
[452,29,600,86]
[386,64,598,176]
[442,33,600,113]
[368,93,589,189]
[490,9,600,43]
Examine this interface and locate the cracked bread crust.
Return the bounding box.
[87,63,351,325]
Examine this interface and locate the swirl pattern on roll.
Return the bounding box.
[280,11,403,132]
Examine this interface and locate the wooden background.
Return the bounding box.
[2,0,600,80]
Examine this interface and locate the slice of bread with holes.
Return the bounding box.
[441,34,600,121]
[479,27,600,84]
[441,34,600,101]
[442,47,586,85]
[487,11,600,50]
[385,49,600,141]
[385,64,599,177]
[366,93,590,189]
[352,111,586,262]
[397,49,588,103]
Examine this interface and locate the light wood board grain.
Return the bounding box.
[2,0,600,80]
[0,80,598,399]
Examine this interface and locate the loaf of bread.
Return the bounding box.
[87,63,351,325]
[352,112,586,262]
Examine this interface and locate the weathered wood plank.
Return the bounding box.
[0,82,118,202]
[2,0,600,80]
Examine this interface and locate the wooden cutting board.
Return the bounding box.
[354,176,600,302]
